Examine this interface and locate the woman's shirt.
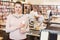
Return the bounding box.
[38,15,44,25]
[29,11,38,21]
[6,14,29,39]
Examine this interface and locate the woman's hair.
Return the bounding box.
[14,1,22,6]
[38,11,42,15]
[40,11,42,14]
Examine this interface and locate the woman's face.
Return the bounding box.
[15,4,22,14]
[33,7,37,11]
[38,12,41,15]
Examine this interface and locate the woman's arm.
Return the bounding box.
[5,15,22,33]
[20,16,30,33]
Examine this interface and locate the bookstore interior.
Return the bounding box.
[0,0,60,40]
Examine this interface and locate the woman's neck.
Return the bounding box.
[15,12,22,14]
[15,12,22,16]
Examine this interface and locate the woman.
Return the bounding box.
[37,11,45,29]
[38,11,44,24]
[29,5,38,21]
[6,2,29,40]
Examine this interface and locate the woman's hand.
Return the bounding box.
[20,23,25,28]
[20,29,26,34]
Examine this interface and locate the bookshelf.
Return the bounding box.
[0,1,14,27]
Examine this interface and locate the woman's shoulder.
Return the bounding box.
[22,14,28,20]
[40,15,44,17]
[23,14,28,17]
[7,14,13,18]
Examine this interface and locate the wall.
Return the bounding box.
[26,0,60,5]
[12,0,60,5]
[25,0,41,5]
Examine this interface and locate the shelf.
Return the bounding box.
[0,1,14,22]
[27,33,40,37]
[0,37,3,40]
[43,29,60,34]
[0,28,5,31]
[27,29,40,37]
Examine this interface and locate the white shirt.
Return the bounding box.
[38,15,44,26]
[6,14,29,40]
[47,10,51,19]
[38,15,44,24]
[29,11,38,21]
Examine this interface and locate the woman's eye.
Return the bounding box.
[16,7,17,8]
[16,7,21,8]
[19,7,21,8]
